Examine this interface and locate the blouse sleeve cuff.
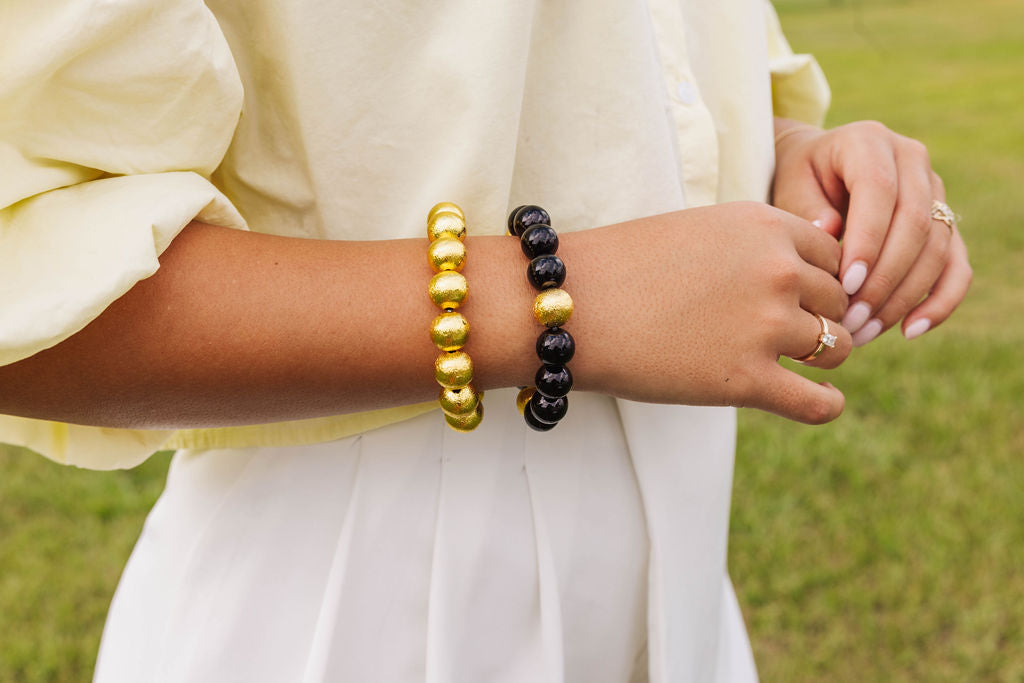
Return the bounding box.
[0,171,246,469]
[764,2,832,127]
[0,171,246,367]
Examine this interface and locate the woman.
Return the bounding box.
[0,0,969,680]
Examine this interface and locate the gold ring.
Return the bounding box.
[930,200,956,231]
[793,314,838,364]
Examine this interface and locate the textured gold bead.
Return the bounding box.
[439,384,480,416]
[533,288,574,327]
[428,202,466,224]
[515,386,536,415]
[435,350,474,388]
[428,237,466,272]
[428,271,468,309]
[444,402,483,432]
[430,311,470,351]
[427,212,467,241]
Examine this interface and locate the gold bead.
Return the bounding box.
[515,386,536,415]
[435,350,474,388]
[533,288,574,327]
[444,402,483,432]
[428,237,466,272]
[428,202,466,224]
[430,311,470,351]
[427,212,467,242]
[428,271,468,309]
[439,384,480,416]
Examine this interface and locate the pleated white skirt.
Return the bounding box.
[94,389,757,682]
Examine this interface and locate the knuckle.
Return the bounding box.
[868,167,899,196]
[766,257,802,294]
[757,204,786,232]
[864,270,898,301]
[905,207,933,238]
[766,308,792,337]
[884,291,917,318]
[904,137,930,162]
[856,120,891,137]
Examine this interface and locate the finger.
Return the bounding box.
[842,138,935,334]
[851,223,951,346]
[798,264,849,322]
[773,160,845,238]
[788,215,843,276]
[745,365,845,425]
[828,126,899,295]
[902,228,971,339]
[851,169,953,346]
[779,312,851,370]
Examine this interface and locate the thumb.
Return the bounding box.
[773,170,844,239]
[745,366,845,425]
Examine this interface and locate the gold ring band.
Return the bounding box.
[930,200,956,231]
[793,314,838,364]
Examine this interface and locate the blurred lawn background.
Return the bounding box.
[0,0,1021,680]
[731,0,1024,680]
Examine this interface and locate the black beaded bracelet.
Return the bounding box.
[508,205,575,432]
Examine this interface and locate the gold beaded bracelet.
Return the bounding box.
[427,202,483,432]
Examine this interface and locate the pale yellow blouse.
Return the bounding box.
[0,0,827,469]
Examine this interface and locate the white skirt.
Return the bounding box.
[94,389,757,682]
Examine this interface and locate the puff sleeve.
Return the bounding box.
[0,0,247,468]
[764,1,832,127]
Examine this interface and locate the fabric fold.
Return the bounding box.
[764,0,831,126]
[616,399,739,682]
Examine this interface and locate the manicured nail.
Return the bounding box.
[852,319,883,347]
[842,261,868,295]
[904,318,931,340]
[842,301,872,334]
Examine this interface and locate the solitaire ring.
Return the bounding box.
[793,314,838,364]
[931,200,956,231]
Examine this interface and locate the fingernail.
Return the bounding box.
[842,261,868,295]
[842,301,872,334]
[904,318,931,340]
[852,319,883,347]
[812,219,824,229]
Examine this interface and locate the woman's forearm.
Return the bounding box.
[0,221,552,429]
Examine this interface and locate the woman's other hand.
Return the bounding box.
[771,119,971,346]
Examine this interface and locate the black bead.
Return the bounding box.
[509,205,551,237]
[524,406,557,431]
[535,364,572,398]
[527,255,566,290]
[536,328,575,365]
[529,392,568,424]
[520,225,559,259]
[507,205,529,235]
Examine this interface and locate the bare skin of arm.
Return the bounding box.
[0,202,854,430]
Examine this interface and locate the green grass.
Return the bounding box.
[1,1,1022,680]
[0,450,171,681]
[730,0,1024,680]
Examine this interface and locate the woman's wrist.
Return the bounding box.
[773,118,822,149]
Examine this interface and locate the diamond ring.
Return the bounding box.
[931,200,956,231]
[793,314,838,364]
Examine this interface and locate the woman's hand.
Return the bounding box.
[771,119,971,346]
[565,202,852,424]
